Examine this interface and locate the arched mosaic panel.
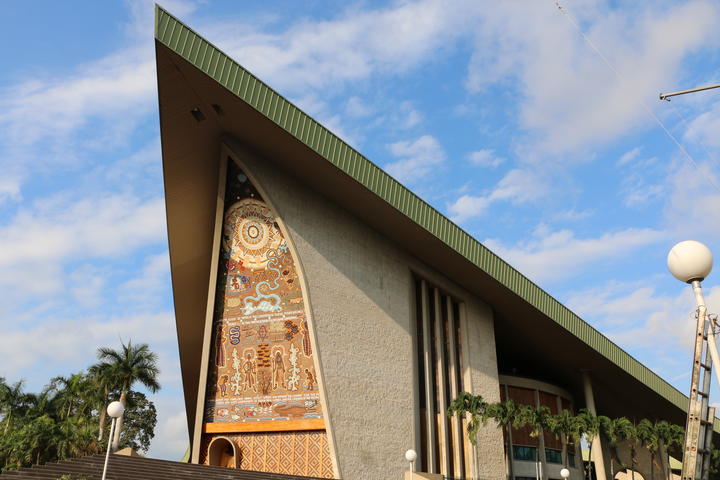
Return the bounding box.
[202,159,332,478]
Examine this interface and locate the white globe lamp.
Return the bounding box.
[560,468,570,479]
[668,240,713,283]
[107,401,125,418]
[405,449,417,463]
[405,449,417,479]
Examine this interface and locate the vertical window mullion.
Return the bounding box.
[446,297,464,479]
[434,288,450,476]
[420,280,437,473]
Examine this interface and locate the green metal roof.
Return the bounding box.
[154,5,714,431]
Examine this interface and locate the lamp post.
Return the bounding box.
[560,467,570,480]
[102,401,125,480]
[405,449,417,480]
[668,240,720,480]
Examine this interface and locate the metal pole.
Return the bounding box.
[660,84,720,101]
[701,406,715,480]
[102,417,117,480]
[681,281,710,480]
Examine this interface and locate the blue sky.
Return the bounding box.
[1,0,720,461]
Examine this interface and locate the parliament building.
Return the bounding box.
[154,6,708,480]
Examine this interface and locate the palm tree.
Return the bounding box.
[653,421,677,480]
[0,380,31,435]
[636,419,659,480]
[88,362,120,441]
[575,409,600,480]
[486,399,521,480]
[515,405,550,438]
[515,405,550,480]
[599,415,634,479]
[96,341,160,451]
[49,373,90,420]
[547,409,581,468]
[448,392,489,480]
[447,392,489,445]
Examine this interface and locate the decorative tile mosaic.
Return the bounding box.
[200,431,334,478]
[200,160,333,478]
[204,160,324,425]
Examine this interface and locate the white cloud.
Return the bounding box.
[0,194,165,268]
[448,168,548,222]
[0,48,155,150]
[684,100,720,148]
[202,0,480,95]
[148,404,189,460]
[566,281,720,366]
[448,195,492,222]
[344,96,373,118]
[385,135,446,183]
[468,149,504,168]
[552,208,593,222]
[0,311,176,380]
[466,0,720,154]
[483,226,666,284]
[663,160,720,239]
[617,147,642,166]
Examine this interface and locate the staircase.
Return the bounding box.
[0,454,331,480]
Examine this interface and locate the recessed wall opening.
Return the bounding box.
[414,277,467,478]
[207,436,239,469]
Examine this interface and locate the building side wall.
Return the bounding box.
[229,139,505,480]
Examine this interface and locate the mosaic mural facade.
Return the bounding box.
[202,160,332,478]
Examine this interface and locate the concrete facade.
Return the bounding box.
[226,138,506,480]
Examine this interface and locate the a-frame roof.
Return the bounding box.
[154,5,712,438]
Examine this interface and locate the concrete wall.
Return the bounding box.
[228,139,505,480]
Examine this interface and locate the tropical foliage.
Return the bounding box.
[447,392,692,480]
[0,341,160,472]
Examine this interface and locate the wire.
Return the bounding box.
[554,0,720,193]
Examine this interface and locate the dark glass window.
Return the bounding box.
[515,477,537,480]
[512,446,538,462]
[545,448,563,464]
[568,453,575,467]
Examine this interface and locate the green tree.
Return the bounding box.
[447,392,489,445]
[599,416,634,479]
[0,380,31,435]
[546,409,582,468]
[88,362,120,441]
[653,421,681,480]
[447,392,490,480]
[515,405,550,438]
[486,399,521,480]
[117,391,157,453]
[49,373,92,420]
[635,419,659,480]
[96,340,160,451]
[575,409,600,480]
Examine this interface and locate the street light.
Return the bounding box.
[668,240,720,480]
[102,401,125,480]
[405,449,417,480]
[560,468,570,480]
[668,240,720,374]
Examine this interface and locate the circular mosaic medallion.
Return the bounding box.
[223,198,282,269]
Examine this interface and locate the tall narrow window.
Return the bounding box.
[414,278,467,478]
